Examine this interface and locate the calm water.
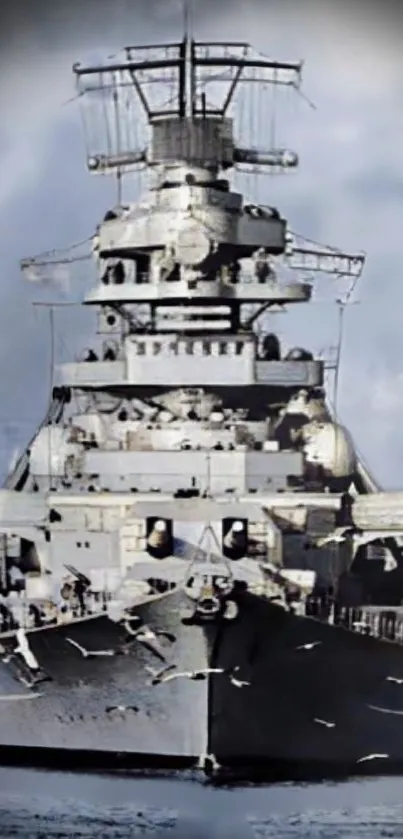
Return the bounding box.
[0,768,403,838]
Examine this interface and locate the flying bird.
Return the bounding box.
[3,629,40,672]
[356,753,389,763]
[314,718,335,728]
[123,621,176,663]
[146,666,223,685]
[367,704,403,716]
[386,676,403,684]
[145,663,177,685]
[317,530,400,569]
[226,666,250,688]
[66,638,116,658]
[124,621,176,644]
[105,704,140,714]
[146,663,250,687]
[295,641,322,651]
[315,526,356,548]
[138,628,176,644]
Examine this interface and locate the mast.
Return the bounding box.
[72,31,303,176]
[182,0,194,118]
[23,25,366,369]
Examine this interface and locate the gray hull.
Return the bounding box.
[2,592,403,779]
[0,592,209,762]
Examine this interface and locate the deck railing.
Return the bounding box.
[302,596,403,644]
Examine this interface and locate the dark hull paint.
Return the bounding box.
[209,592,403,776]
[2,591,403,780]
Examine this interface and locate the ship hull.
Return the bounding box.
[0,591,210,767]
[2,591,403,779]
[208,592,403,779]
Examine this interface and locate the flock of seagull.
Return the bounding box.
[0,625,402,767]
[65,624,176,662]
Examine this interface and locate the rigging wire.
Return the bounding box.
[270,66,277,150]
[101,71,112,158]
[291,82,317,111]
[113,73,122,204]
[332,299,344,417]
[251,74,257,197]
[34,304,58,493]
[332,260,362,418]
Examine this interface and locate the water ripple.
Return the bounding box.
[247,804,403,838]
[1,770,403,838]
[0,796,178,838]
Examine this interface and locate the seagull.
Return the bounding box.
[314,718,336,728]
[105,704,139,714]
[137,629,176,644]
[226,666,250,688]
[145,663,177,685]
[367,704,403,716]
[316,527,356,548]
[146,665,222,685]
[124,621,176,645]
[146,663,249,687]
[123,621,176,662]
[295,641,322,651]
[356,753,389,764]
[66,638,116,658]
[386,676,403,684]
[3,629,40,671]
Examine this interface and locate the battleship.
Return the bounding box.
[1,26,403,782]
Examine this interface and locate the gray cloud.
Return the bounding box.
[1,0,403,485]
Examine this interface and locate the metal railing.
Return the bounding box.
[302,596,403,645]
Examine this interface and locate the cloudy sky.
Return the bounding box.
[0,0,403,485]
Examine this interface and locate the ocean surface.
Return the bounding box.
[0,768,403,838]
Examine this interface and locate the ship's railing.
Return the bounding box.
[302,596,403,645]
[0,577,178,638]
[100,270,306,288]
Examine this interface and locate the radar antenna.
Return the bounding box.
[72,26,302,178]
